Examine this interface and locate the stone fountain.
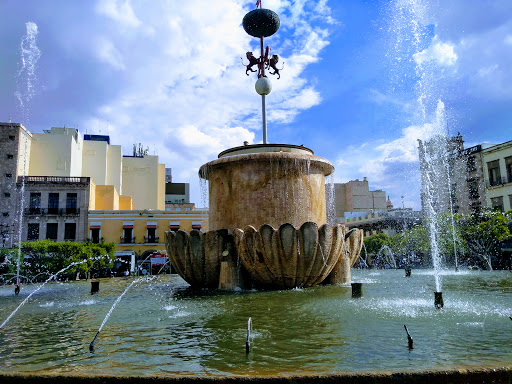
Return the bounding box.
[165,144,363,290]
[164,5,363,290]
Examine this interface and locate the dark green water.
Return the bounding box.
[0,269,511,376]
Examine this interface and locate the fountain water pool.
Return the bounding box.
[0,270,510,377]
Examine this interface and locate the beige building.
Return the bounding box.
[122,154,165,210]
[334,177,387,217]
[482,140,512,212]
[0,123,166,244]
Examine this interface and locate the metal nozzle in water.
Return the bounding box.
[89,330,100,352]
[351,282,363,298]
[14,285,20,295]
[405,266,411,277]
[434,291,444,309]
[91,281,100,294]
[404,325,413,349]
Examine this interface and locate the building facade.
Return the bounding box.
[333,177,387,218]
[482,140,512,212]
[87,209,209,258]
[18,176,91,242]
[419,134,512,215]
[0,123,31,246]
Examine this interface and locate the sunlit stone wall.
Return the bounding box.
[200,147,334,231]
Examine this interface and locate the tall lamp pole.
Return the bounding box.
[242,1,282,144]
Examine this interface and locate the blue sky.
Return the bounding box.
[1,0,511,210]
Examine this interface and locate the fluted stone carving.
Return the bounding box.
[165,224,363,290]
[327,228,364,284]
[165,229,234,288]
[234,222,350,289]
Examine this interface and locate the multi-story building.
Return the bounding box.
[18,176,91,242]
[419,134,512,215]
[482,139,512,211]
[333,177,387,218]
[0,123,167,244]
[0,122,31,246]
[87,209,209,258]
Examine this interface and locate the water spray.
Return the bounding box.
[246,317,252,354]
[404,325,413,349]
[89,277,141,351]
[1,260,87,329]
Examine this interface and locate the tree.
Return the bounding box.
[458,209,511,270]
[363,233,391,266]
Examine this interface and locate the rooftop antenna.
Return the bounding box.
[241,0,283,144]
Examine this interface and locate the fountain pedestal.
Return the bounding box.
[165,144,363,290]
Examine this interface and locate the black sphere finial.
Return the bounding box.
[242,9,280,38]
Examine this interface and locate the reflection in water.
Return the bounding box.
[0,270,510,376]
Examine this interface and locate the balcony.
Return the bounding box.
[120,237,136,244]
[144,236,160,244]
[18,176,90,185]
[24,208,80,216]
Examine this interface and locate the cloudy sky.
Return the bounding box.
[1,0,511,210]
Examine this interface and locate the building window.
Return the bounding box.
[122,228,133,243]
[46,223,58,241]
[4,192,10,198]
[29,193,41,214]
[146,227,157,243]
[175,207,181,211]
[169,221,180,232]
[487,160,501,186]
[9,135,15,140]
[506,156,512,184]
[490,196,504,212]
[185,207,191,211]
[66,193,77,214]
[27,223,39,241]
[90,228,101,243]
[48,193,59,214]
[5,174,12,178]
[64,223,76,241]
[6,154,13,159]
[2,212,8,217]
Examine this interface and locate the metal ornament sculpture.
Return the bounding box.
[241,1,284,144]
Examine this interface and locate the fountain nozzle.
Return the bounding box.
[351,282,363,298]
[14,284,20,295]
[434,292,444,309]
[404,325,413,349]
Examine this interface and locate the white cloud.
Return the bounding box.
[95,0,141,28]
[95,38,125,70]
[413,37,458,67]
[78,0,334,204]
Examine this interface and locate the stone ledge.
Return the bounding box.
[0,367,510,384]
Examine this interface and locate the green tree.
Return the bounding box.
[363,233,391,266]
[458,209,511,270]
